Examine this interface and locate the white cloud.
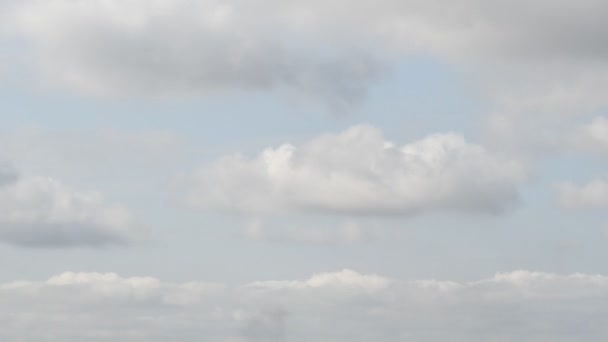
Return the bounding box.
[2,269,608,341]
[0,176,143,247]
[557,179,608,210]
[41,271,223,306]
[248,269,390,291]
[179,125,525,217]
[568,116,608,156]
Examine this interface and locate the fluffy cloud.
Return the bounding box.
[180,125,525,216]
[557,179,608,210]
[0,175,143,248]
[2,269,608,341]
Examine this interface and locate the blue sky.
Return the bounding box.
[1,1,608,341]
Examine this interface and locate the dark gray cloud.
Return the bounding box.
[0,222,131,248]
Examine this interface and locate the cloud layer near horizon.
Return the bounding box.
[2,269,608,341]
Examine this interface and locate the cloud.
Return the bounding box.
[557,179,608,210]
[3,0,382,108]
[0,0,606,172]
[7,0,608,65]
[248,269,390,291]
[0,175,143,248]
[568,116,608,156]
[2,0,608,114]
[179,125,525,217]
[3,269,608,341]
[40,271,223,305]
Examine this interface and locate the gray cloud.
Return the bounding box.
[0,128,174,248]
[3,0,383,108]
[0,175,143,248]
[2,0,608,113]
[3,0,608,169]
[2,269,608,341]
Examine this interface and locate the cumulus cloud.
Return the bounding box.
[0,175,143,248]
[179,125,525,217]
[557,179,608,210]
[2,269,608,341]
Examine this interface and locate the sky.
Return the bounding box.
[1,0,608,341]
